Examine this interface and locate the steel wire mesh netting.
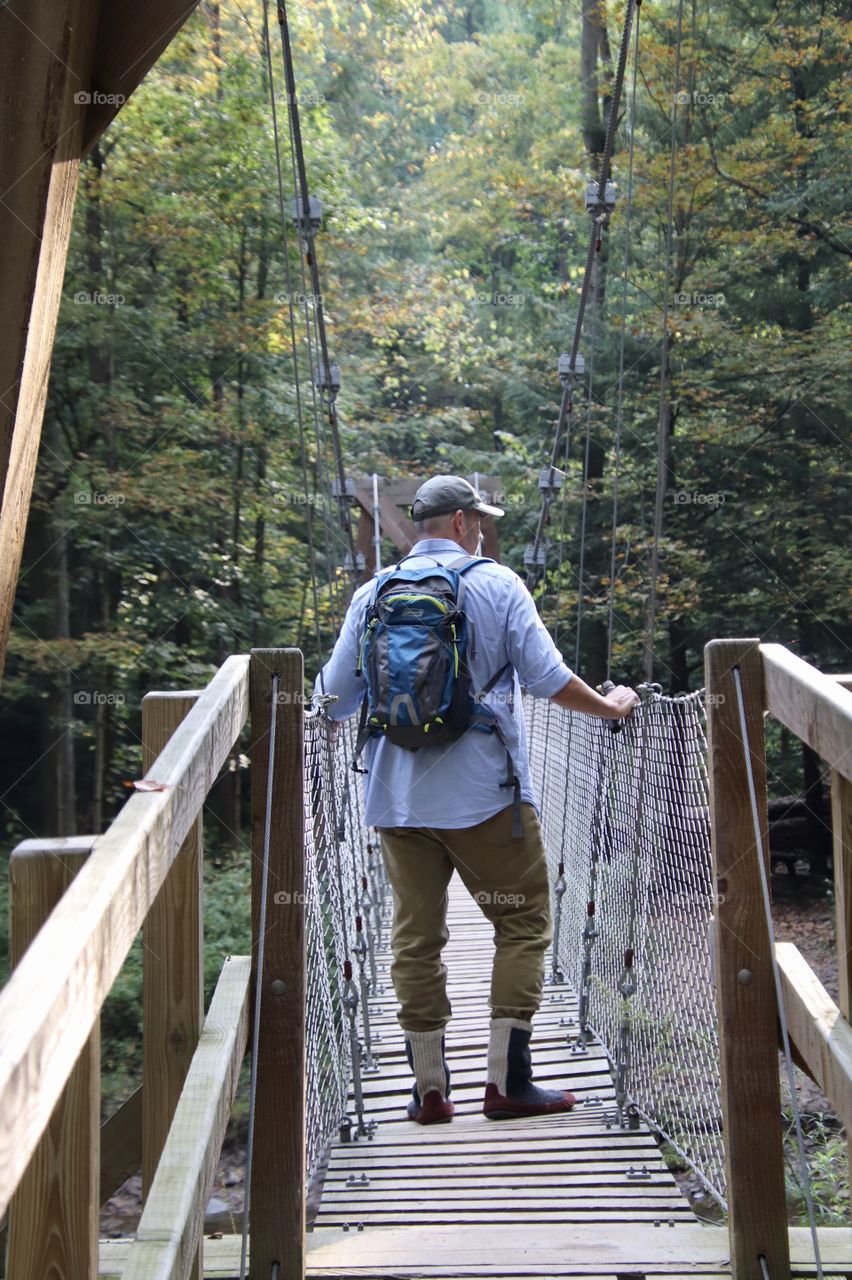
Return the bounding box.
[526,691,725,1201]
[303,712,371,1180]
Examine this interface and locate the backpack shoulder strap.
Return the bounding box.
[445,555,493,658]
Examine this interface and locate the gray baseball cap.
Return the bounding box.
[410,474,505,522]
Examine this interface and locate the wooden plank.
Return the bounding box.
[0,653,249,1217]
[99,1225,852,1277]
[95,1228,849,1280]
[321,1175,676,1192]
[82,2,201,155]
[832,766,852,1182]
[374,490,418,556]
[300,1224,852,1272]
[313,1211,696,1226]
[705,639,790,1280]
[0,0,99,682]
[100,1086,143,1204]
[776,942,852,1133]
[249,649,306,1280]
[7,838,98,1280]
[120,955,251,1280]
[142,692,204,1280]
[761,643,852,783]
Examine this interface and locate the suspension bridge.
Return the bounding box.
[1,643,851,1280]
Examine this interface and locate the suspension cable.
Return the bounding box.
[572,268,600,669]
[261,0,326,658]
[643,0,684,681]
[526,0,639,594]
[274,0,359,584]
[606,8,641,681]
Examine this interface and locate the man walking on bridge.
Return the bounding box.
[316,475,638,1123]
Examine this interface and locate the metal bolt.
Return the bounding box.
[270,978,286,996]
[737,968,752,985]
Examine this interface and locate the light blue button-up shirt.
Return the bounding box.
[315,538,573,829]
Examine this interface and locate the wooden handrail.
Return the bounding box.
[0,654,250,1217]
[761,643,852,782]
[776,942,852,1133]
[120,955,251,1280]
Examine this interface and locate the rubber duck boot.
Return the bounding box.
[483,1017,576,1120]
[404,1029,455,1124]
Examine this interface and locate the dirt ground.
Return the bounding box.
[100,862,843,1237]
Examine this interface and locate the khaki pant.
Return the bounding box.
[377,803,552,1033]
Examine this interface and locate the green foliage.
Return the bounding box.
[783,1108,849,1227]
[101,851,252,1111]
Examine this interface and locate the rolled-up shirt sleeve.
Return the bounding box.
[504,576,573,697]
[314,584,371,721]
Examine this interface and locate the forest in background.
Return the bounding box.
[1,0,849,858]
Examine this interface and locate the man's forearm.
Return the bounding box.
[550,675,637,720]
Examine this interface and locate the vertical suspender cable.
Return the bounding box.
[643,0,684,681]
[372,472,382,574]
[261,0,325,659]
[606,9,640,681]
[526,0,638,592]
[275,0,359,582]
[573,271,600,670]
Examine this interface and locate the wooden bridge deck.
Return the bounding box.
[301,878,741,1277]
[99,875,849,1278]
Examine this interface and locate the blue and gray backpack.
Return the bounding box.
[353,553,522,835]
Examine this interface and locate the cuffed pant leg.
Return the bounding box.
[443,804,552,1022]
[377,826,455,1033]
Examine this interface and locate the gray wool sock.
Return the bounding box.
[404,1029,449,1100]
[486,1017,533,1096]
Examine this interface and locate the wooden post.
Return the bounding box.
[705,639,790,1280]
[7,835,99,1280]
[832,766,852,1186]
[142,690,205,1280]
[249,649,306,1280]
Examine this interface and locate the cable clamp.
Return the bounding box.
[523,543,547,582]
[538,466,564,497]
[585,179,617,217]
[558,351,585,386]
[314,360,341,398]
[290,194,323,234]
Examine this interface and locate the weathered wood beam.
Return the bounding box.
[761,644,852,783]
[82,2,202,156]
[142,691,205,1280]
[0,0,98,683]
[0,1,200,685]
[7,837,98,1279]
[120,955,251,1280]
[248,649,306,1280]
[99,1224,852,1278]
[0,654,249,1217]
[777,941,852,1133]
[705,639,790,1280]
[100,1085,144,1205]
